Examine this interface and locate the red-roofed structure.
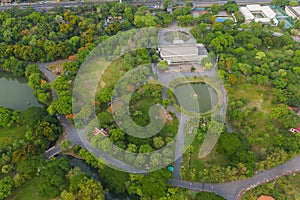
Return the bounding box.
[257,195,275,200]
[92,127,109,137]
[295,124,300,132]
[289,126,300,134]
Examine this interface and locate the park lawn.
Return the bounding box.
[100,58,124,89]
[227,83,275,154]
[130,97,159,125]
[0,125,27,141]
[131,97,178,137]
[181,83,275,181]
[181,138,228,181]
[9,178,52,200]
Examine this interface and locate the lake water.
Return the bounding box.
[0,72,42,111]
[174,82,218,113]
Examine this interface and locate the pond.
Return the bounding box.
[174,82,218,113]
[0,72,43,111]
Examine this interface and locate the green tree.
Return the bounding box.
[106,22,121,35]
[60,190,76,200]
[40,158,71,198]
[157,60,169,71]
[97,87,113,103]
[0,177,14,200]
[153,136,165,149]
[20,107,47,128]
[0,106,19,128]
[62,62,79,76]
[126,169,172,199]
[78,178,105,200]
[211,4,220,15]
[97,111,114,128]
[217,132,241,157]
[270,104,300,129]
[195,191,225,200]
[61,140,72,149]
[109,128,124,143]
[224,1,239,13]
[99,166,128,193]
[271,0,289,7]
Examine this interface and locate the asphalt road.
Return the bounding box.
[0,1,162,11]
[41,59,300,199]
[0,0,275,12]
[170,154,300,200]
[39,61,147,173]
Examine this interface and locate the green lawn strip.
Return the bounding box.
[9,177,50,200]
[130,97,178,138]
[101,60,125,88]
[181,83,275,182]
[228,83,274,156]
[0,125,27,140]
[130,97,157,125]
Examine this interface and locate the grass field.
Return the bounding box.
[8,178,51,200]
[0,125,26,141]
[227,83,274,155]
[181,82,275,181]
[130,97,179,138]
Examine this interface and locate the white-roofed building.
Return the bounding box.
[240,7,255,21]
[158,43,208,65]
[239,4,277,25]
[255,18,271,23]
[285,6,300,20]
[262,6,276,19]
[246,4,262,12]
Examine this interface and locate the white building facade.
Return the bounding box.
[239,4,278,25]
[285,6,300,20]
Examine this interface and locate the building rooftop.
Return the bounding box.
[240,4,276,24]
[287,6,300,19]
[240,7,255,20]
[160,44,199,57]
[292,6,300,15]
[247,4,262,11]
[158,43,208,65]
[255,18,271,23]
[262,6,276,19]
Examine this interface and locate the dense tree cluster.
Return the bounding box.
[1,1,300,199]
[0,106,63,199]
[242,173,300,200]
[0,106,19,128]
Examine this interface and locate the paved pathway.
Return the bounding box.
[39,35,300,198]
[39,61,146,173]
[45,145,62,159]
[170,154,300,200]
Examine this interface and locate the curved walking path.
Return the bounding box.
[39,61,146,173]
[40,58,300,199]
[170,154,300,200]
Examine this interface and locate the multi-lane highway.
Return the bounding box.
[0,0,274,12]
[0,1,162,11]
